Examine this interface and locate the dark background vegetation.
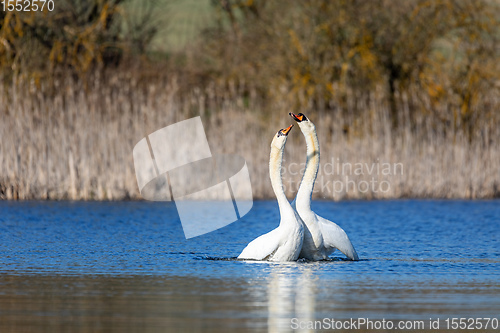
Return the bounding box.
[0,0,499,200]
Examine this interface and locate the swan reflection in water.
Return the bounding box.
[266,265,317,333]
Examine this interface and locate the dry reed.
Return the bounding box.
[0,73,498,200]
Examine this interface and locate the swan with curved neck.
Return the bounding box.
[290,112,359,261]
[238,125,304,261]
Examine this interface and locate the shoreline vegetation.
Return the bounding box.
[0,0,499,200]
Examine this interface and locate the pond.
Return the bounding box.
[0,200,499,332]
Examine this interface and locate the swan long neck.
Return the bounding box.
[296,128,320,211]
[269,144,294,221]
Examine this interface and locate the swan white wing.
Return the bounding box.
[316,214,359,261]
[238,228,281,260]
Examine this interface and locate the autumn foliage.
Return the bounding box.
[0,0,499,200]
[202,0,500,138]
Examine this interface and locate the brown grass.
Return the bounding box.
[0,73,498,200]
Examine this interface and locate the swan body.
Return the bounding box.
[238,125,304,261]
[290,113,359,261]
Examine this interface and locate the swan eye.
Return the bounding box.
[297,113,308,121]
[278,124,293,136]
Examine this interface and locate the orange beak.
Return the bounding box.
[289,112,304,122]
[281,124,294,136]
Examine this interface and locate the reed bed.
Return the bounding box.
[0,74,498,200]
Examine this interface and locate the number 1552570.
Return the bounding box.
[2,0,54,12]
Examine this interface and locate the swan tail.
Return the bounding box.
[317,215,359,261]
[238,229,280,260]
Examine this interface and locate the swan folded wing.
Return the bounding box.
[237,229,281,260]
[316,215,359,261]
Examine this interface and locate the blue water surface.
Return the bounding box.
[0,200,499,332]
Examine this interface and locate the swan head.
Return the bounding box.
[289,112,315,134]
[271,124,293,149]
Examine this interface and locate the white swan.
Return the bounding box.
[238,125,304,261]
[289,112,359,261]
